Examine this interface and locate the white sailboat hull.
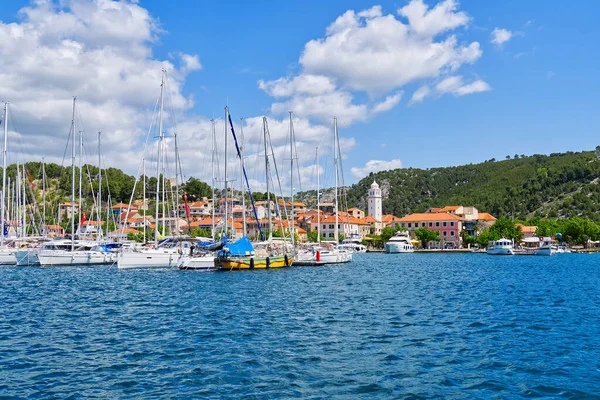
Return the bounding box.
[15,250,40,266]
[0,249,16,265]
[178,254,215,270]
[38,250,115,266]
[117,250,180,270]
[486,246,514,255]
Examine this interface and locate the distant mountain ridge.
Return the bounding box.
[328,150,600,222]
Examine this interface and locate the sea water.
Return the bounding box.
[1,253,599,398]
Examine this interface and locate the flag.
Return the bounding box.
[183,192,191,219]
[80,210,87,226]
[25,168,35,189]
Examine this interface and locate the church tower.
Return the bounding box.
[368,180,382,221]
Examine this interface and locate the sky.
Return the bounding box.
[1,0,599,193]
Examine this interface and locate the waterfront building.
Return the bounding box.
[397,213,466,249]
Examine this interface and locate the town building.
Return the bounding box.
[397,213,466,249]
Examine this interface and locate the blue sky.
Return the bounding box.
[2,0,600,187]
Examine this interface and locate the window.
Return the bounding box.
[408,223,412,228]
[450,231,455,236]
[329,233,334,238]
[443,231,447,236]
[323,224,326,229]
[338,224,341,229]
[401,223,405,228]
[422,223,426,227]
[450,222,454,227]
[329,224,334,229]
[428,222,433,227]
[436,222,440,227]
[443,222,447,227]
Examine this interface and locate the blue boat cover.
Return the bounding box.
[223,236,255,256]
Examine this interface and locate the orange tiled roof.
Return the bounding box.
[113,228,140,234]
[111,202,136,209]
[478,212,497,221]
[440,205,461,212]
[381,214,402,223]
[516,223,537,233]
[398,213,466,222]
[320,216,369,225]
[363,216,380,223]
[296,227,307,234]
[82,220,104,225]
[45,224,63,230]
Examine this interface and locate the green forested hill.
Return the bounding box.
[344,151,600,221]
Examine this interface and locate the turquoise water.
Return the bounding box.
[1,253,599,398]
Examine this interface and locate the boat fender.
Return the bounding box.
[316,251,320,262]
[250,258,255,269]
[284,254,289,267]
[266,257,270,269]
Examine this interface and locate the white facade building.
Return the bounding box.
[368,180,382,222]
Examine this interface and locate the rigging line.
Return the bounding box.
[265,119,290,247]
[118,83,161,239]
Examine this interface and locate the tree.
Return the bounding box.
[414,227,440,248]
[307,230,326,243]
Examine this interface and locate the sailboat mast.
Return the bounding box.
[97,131,102,242]
[316,146,320,244]
[289,111,294,246]
[16,163,20,238]
[240,118,246,237]
[211,119,216,241]
[155,69,165,245]
[71,97,76,251]
[42,157,46,238]
[22,164,26,237]
[334,117,339,243]
[1,102,8,246]
[78,130,83,235]
[224,107,229,237]
[264,117,272,242]
[142,157,146,243]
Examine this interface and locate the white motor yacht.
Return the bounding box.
[385,231,414,253]
[486,238,514,255]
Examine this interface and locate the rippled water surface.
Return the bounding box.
[2,253,600,398]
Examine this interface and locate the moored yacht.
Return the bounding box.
[385,231,414,253]
[339,235,367,253]
[486,238,514,255]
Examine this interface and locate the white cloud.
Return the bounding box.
[258,74,337,98]
[435,75,491,96]
[351,159,403,179]
[0,0,200,173]
[372,92,403,114]
[491,28,513,46]
[300,0,480,93]
[409,85,431,105]
[398,0,470,38]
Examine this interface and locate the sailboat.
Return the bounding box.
[178,119,221,271]
[117,69,192,269]
[0,102,17,265]
[214,115,293,270]
[295,117,351,265]
[37,97,115,267]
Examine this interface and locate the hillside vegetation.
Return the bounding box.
[344,151,600,221]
